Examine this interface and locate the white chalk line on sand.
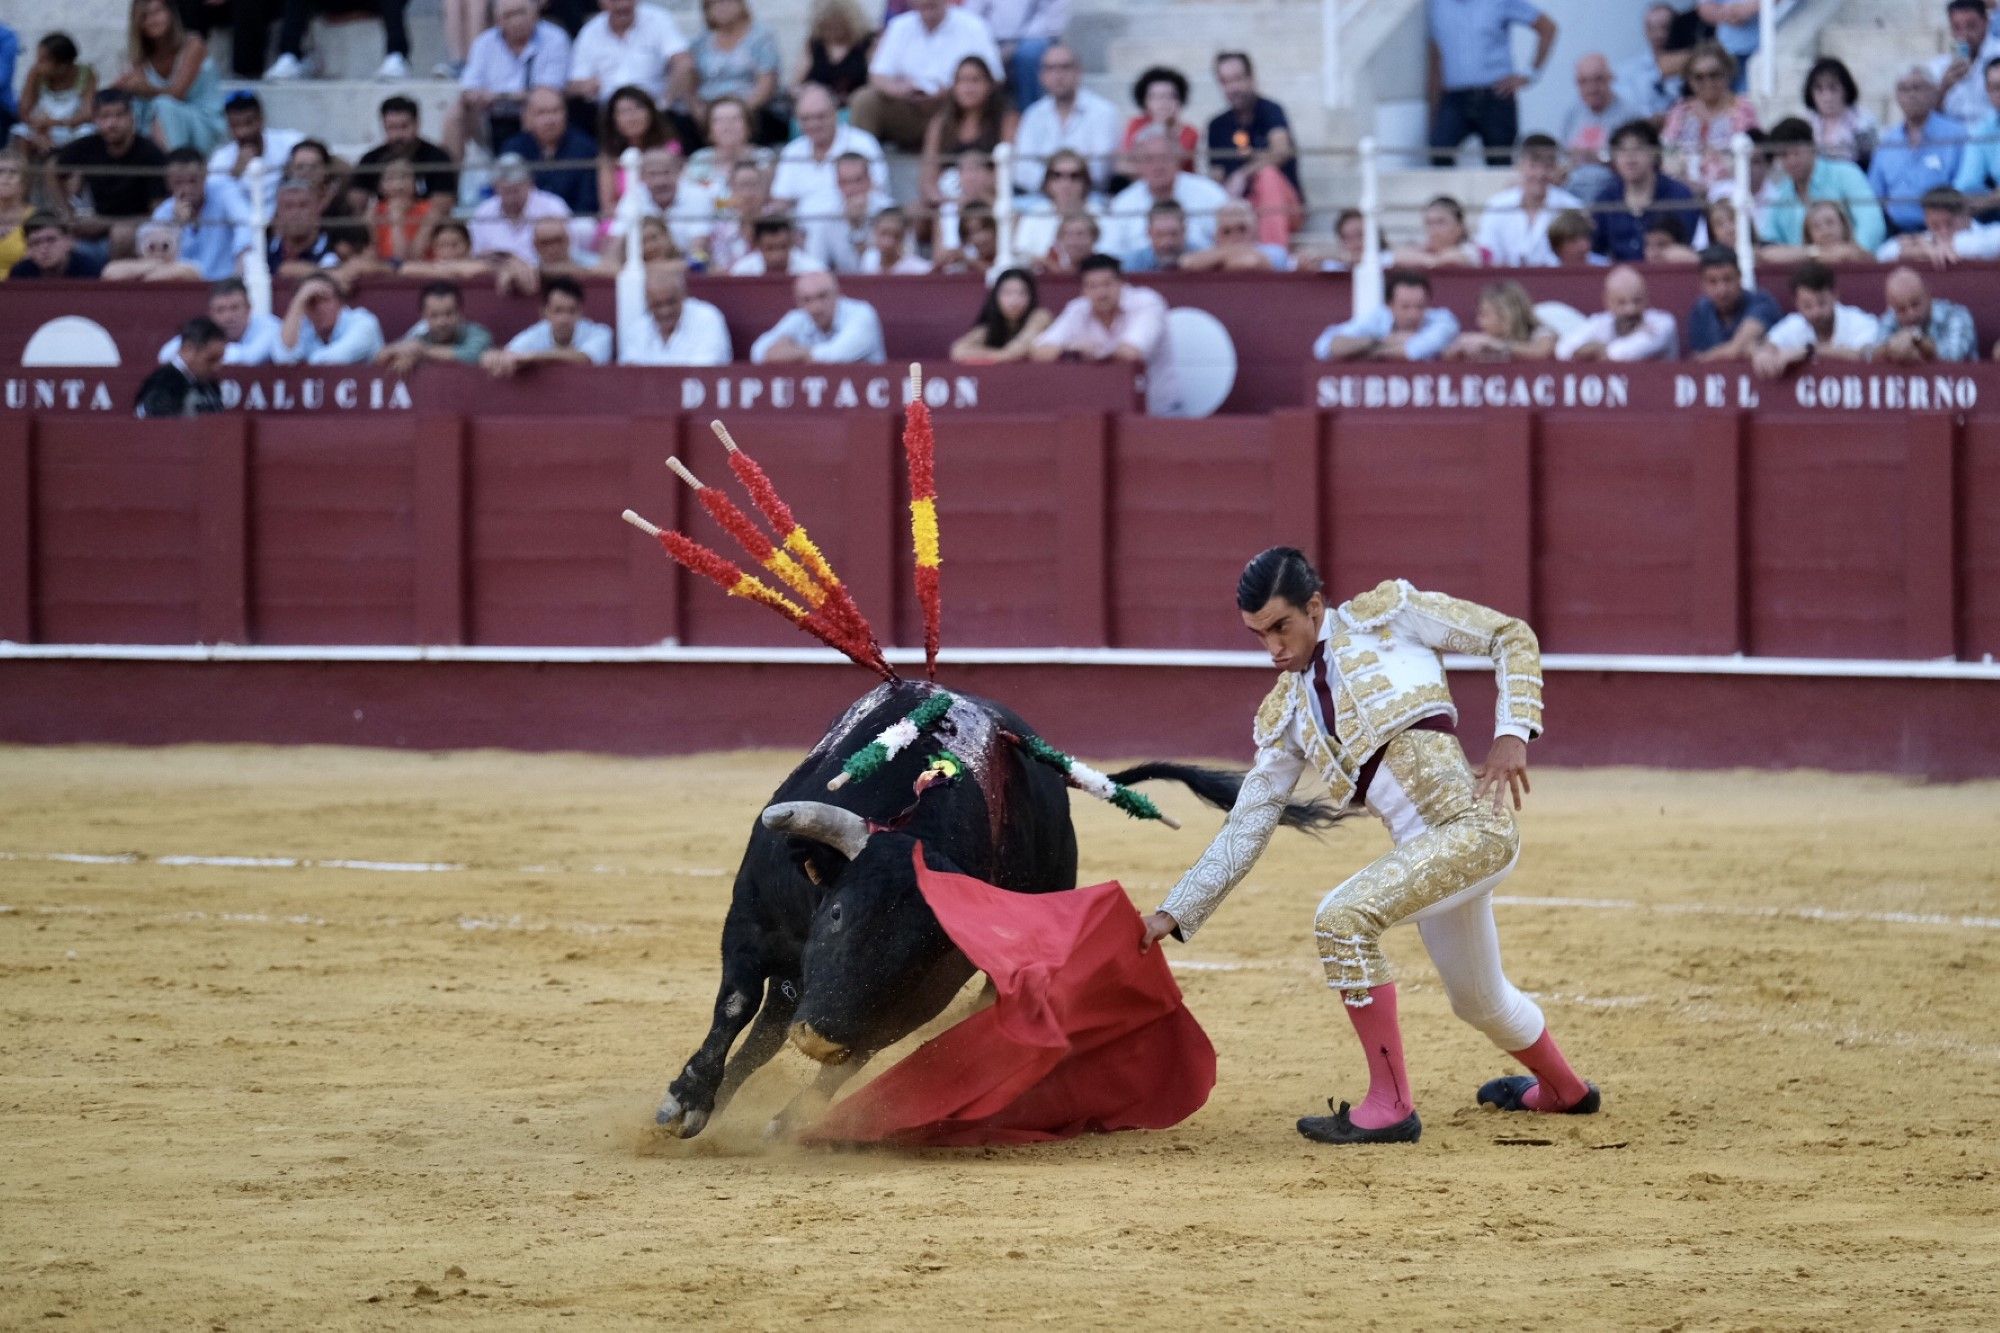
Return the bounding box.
[5,849,1992,933]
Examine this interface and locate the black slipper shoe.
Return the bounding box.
[1477,1075,1602,1115]
[1296,1099,1422,1144]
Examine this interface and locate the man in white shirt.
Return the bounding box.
[1105,128,1230,254]
[1475,134,1581,266]
[1929,0,2000,126]
[849,0,1004,150]
[729,217,830,275]
[1876,185,2000,264]
[1751,260,1883,379]
[967,0,1069,106]
[208,92,303,184]
[621,265,734,366]
[1009,42,1119,192]
[450,0,573,157]
[566,0,691,106]
[471,155,575,265]
[801,152,896,272]
[621,145,716,254]
[1555,264,1677,361]
[484,276,614,375]
[1031,253,1176,412]
[751,272,886,364]
[158,278,283,367]
[773,84,890,206]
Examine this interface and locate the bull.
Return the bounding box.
[655,680,1334,1139]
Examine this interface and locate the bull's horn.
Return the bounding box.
[761,802,870,859]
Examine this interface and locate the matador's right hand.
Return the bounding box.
[1139,911,1179,952]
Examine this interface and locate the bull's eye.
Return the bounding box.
[828,903,843,928]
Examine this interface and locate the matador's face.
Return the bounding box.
[1242,593,1326,675]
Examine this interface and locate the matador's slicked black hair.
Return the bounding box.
[1236,546,1323,613]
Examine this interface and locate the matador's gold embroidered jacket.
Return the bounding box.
[1157,579,1543,939]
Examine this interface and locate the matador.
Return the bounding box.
[1141,547,1600,1144]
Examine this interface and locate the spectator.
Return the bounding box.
[1751,260,1881,377]
[400,220,494,282]
[1703,195,1751,251]
[1929,0,2000,126]
[685,95,776,193]
[283,139,350,220]
[9,210,104,278]
[1313,268,1460,362]
[772,83,887,206]
[1561,54,1641,200]
[568,0,693,107]
[1803,58,1877,168]
[1444,279,1556,361]
[484,275,614,375]
[1762,197,1875,263]
[207,92,299,183]
[1762,117,1886,251]
[1205,51,1303,247]
[1870,67,1969,235]
[920,56,1017,210]
[1475,134,1581,267]
[1121,199,1187,272]
[1009,149,1098,261]
[56,90,168,244]
[113,0,223,154]
[274,272,385,365]
[622,262,733,364]
[355,97,460,207]
[1697,1,1773,92]
[1181,199,1290,271]
[377,282,494,374]
[599,212,684,270]
[1661,42,1759,189]
[499,88,600,217]
[1591,119,1701,261]
[1617,3,1687,118]
[689,0,784,141]
[450,0,574,159]
[1105,127,1229,254]
[1878,185,2000,264]
[471,154,574,265]
[135,316,224,418]
[266,176,338,275]
[13,33,97,158]
[436,0,488,78]
[950,265,1049,362]
[1556,265,1676,362]
[266,0,413,80]
[1310,207,1375,272]
[1425,0,1557,167]
[1031,252,1175,408]
[850,0,1003,152]
[932,200,998,275]
[965,0,1066,108]
[936,146,999,248]
[499,214,592,292]
[158,278,282,365]
[1687,245,1780,360]
[1877,265,1976,364]
[596,86,677,219]
[624,144,718,255]
[802,150,894,271]
[751,269,885,362]
[730,214,826,274]
[1010,43,1117,193]
[1545,209,1603,266]
[1953,57,2000,211]
[1643,216,1698,264]
[707,158,777,269]
[792,0,876,107]
[101,218,201,279]
[374,159,441,268]
[151,147,252,281]
[0,150,28,275]
[1041,210,1100,273]
[860,205,931,273]
[1117,65,1199,175]
[1394,195,1482,267]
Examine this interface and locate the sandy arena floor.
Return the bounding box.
[2,744,1997,1329]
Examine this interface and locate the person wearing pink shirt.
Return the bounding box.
[1030,252,1176,413]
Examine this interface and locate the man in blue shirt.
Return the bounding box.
[1426,0,1558,166]
[1591,119,1702,262]
[1688,246,1782,360]
[1762,117,1887,251]
[1207,50,1302,227]
[498,88,598,216]
[151,149,256,282]
[1313,269,1461,362]
[1951,56,2000,213]
[1870,65,1969,234]
[750,271,887,364]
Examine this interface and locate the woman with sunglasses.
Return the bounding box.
[1012,149,1102,264]
[1661,42,1760,189]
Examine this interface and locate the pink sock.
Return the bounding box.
[1343,984,1414,1129]
[1508,1028,1591,1111]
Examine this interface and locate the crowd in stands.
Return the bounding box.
[4,0,2000,415]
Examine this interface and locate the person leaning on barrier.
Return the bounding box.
[1751,260,1882,379]
[1444,280,1555,361]
[1877,186,2000,266]
[621,263,734,366]
[750,269,885,364]
[274,271,386,366]
[1031,252,1177,411]
[1313,268,1460,363]
[1878,265,1977,365]
[377,281,494,375]
[950,266,1052,364]
[135,316,225,419]
[158,278,282,366]
[484,275,614,376]
[1556,264,1677,363]
[1687,246,1780,361]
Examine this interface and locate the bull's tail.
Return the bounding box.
[1107,762,1347,835]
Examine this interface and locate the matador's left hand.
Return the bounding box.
[1474,736,1530,813]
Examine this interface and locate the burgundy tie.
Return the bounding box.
[1308,639,1338,737]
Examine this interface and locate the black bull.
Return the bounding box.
[655,681,1334,1139]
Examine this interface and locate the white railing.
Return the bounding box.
[244,159,272,320]
[1731,132,1756,287]
[615,146,645,361]
[1354,136,1383,319]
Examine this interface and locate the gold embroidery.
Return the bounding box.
[1339,579,1408,630]
[1337,649,1380,672]
[1252,675,1293,747]
[1361,681,1455,730]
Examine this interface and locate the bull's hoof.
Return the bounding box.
[653,1094,710,1139]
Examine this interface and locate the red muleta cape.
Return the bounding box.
[805,846,1216,1147]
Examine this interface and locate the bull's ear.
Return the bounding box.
[761,801,870,859]
[788,841,851,889]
